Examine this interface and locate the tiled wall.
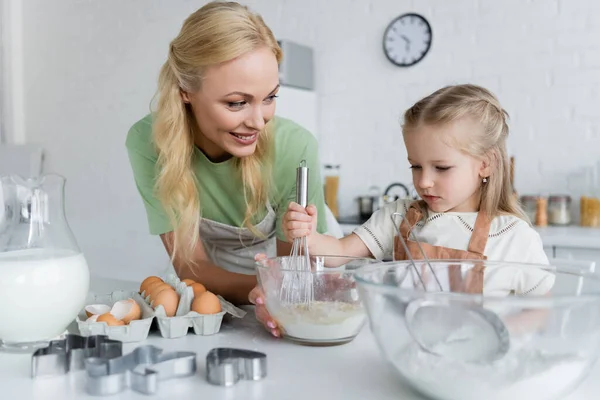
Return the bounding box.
[8,0,600,278]
[304,0,600,217]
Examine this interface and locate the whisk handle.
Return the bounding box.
[296,160,309,208]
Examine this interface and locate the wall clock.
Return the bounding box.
[383,13,432,67]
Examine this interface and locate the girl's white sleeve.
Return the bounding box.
[352,200,409,260]
[485,223,555,296]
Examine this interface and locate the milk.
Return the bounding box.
[0,248,89,342]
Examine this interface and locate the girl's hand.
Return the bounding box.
[249,253,281,338]
[282,202,318,247]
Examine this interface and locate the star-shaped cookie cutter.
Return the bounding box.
[31,334,123,378]
[84,345,197,396]
[206,348,267,386]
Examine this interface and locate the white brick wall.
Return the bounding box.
[8,0,600,279]
[309,0,600,218]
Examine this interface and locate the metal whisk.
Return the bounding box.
[391,212,443,292]
[280,160,314,306]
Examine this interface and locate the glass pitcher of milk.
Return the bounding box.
[0,174,90,352]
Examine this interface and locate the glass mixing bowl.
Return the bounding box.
[256,255,376,346]
[354,259,600,400]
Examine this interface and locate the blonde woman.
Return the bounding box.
[126,2,327,335]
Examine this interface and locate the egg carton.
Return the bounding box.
[140,274,247,339]
[76,291,154,343]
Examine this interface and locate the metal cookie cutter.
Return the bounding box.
[206,348,267,386]
[84,345,197,396]
[31,334,122,378]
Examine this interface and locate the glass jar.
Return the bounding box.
[323,164,340,218]
[581,196,600,227]
[0,174,90,352]
[520,195,538,224]
[548,195,572,225]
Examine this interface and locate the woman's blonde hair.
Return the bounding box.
[152,1,282,264]
[402,84,527,221]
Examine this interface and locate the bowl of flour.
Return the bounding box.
[354,259,600,400]
[256,255,377,346]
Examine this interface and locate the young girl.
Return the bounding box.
[282,84,554,297]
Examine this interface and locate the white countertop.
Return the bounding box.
[534,226,600,249]
[1,276,598,399]
[338,221,600,250]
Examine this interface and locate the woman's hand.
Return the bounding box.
[282,202,318,249]
[249,253,281,338]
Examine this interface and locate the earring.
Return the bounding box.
[483,177,488,183]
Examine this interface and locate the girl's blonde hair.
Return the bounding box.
[152,1,282,264]
[402,84,527,221]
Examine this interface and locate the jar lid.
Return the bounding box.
[549,195,572,201]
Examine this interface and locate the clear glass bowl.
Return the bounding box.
[255,255,376,346]
[354,260,600,400]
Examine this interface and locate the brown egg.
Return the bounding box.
[152,285,174,300]
[182,279,196,286]
[144,280,165,297]
[140,276,163,294]
[96,313,125,326]
[153,289,180,317]
[191,291,222,314]
[148,283,173,300]
[190,282,206,298]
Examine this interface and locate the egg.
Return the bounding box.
[152,286,174,303]
[110,298,142,324]
[144,280,165,298]
[140,276,163,294]
[84,304,111,318]
[191,291,222,314]
[152,289,180,317]
[96,313,125,326]
[182,279,196,286]
[190,282,207,298]
[148,283,173,300]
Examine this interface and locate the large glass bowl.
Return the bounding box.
[256,255,376,346]
[354,259,600,400]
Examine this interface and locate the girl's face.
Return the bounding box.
[404,119,489,213]
[181,46,280,162]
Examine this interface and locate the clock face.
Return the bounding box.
[383,13,432,67]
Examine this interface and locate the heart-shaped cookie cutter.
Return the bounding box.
[31,334,123,378]
[206,348,267,386]
[84,345,197,396]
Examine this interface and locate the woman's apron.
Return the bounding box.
[394,201,492,293]
[165,201,277,276]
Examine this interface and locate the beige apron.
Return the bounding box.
[394,201,492,293]
[165,201,277,275]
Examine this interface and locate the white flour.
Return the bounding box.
[393,341,589,400]
[270,301,366,341]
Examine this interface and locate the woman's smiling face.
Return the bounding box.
[182,46,280,162]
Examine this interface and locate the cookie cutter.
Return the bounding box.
[84,345,197,396]
[31,334,122,378]
[206,348,267,386]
